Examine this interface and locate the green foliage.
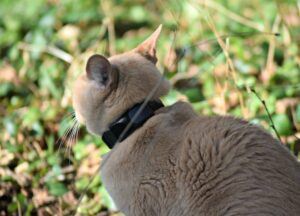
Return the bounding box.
[0,0,299,215]
[273,114,293,136]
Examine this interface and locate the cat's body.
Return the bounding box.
[101,101,300,215]
[72,26,300,215]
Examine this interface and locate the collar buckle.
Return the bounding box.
[102,100,163,149]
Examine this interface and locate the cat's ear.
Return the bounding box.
[134,24,162,64]
[86,54,112,87]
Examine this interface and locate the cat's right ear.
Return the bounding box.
[134,24,162,64]
[86,54,112,88]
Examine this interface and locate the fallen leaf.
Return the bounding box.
[0,63,20,85]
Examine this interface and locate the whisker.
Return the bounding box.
[64,126,75,156]
[69,122,80,164]
[59,112,76,129]
[58,115,76,138]
[74,122,80,145]
[57,117,77,153]
[61,111,75,121]
[65,120,79,162]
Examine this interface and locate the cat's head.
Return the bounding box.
[72,25,170,136]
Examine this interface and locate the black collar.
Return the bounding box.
[102,100,164,149]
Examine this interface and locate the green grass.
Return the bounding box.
[0,0,299,215]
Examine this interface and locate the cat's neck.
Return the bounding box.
[102,100,164,148]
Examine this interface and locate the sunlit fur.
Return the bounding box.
[72,51,169,136]
[72,27,300,215]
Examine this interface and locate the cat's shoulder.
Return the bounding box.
[158,101,272,141]
[161,101,249,128]
[158,101,197,119]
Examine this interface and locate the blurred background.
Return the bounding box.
[0,0,299,215]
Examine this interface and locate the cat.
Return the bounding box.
[72,25,300,216]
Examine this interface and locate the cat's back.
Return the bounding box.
[172,102,300,215]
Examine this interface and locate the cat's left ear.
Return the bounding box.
[134,24,162,64]
[86,54,112,88]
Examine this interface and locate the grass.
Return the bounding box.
[0,0,299,215]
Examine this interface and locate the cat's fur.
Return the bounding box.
[72,26,300,215]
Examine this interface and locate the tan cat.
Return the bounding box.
[72,26,300,216]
